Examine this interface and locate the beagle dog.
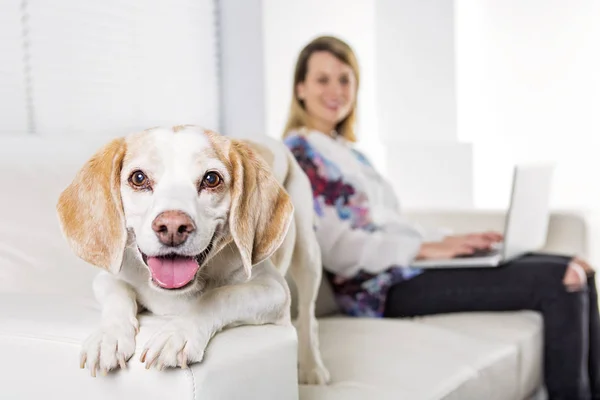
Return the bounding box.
[56,125,329,384]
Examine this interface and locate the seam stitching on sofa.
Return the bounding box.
[186,367,197,400]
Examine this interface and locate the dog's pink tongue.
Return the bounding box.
[147,256,199,289]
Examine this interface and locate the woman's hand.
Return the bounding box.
[416,241,477,260]
[443,232,503,251]
[415,231,503,261]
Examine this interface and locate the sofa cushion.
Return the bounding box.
[0,293,299,400]
[302,312,542,400]
[414,311,543,399]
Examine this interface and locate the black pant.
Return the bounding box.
[384,254,600,400]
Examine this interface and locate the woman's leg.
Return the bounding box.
[384,254,592,400]
[555,256,600,398]
[586,274,600,398]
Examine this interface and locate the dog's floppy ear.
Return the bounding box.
[57,138,128,273]
[228,140,294,279]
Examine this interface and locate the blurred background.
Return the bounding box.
[1,0,599,252]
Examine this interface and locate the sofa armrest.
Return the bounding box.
[404,209,589,259]
[0,293,299,400]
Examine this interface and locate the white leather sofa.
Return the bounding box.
[297,210,589,400]
[0,136,590,399]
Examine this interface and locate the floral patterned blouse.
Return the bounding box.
[284,129,436,317]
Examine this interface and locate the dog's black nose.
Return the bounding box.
[152,210,196,247]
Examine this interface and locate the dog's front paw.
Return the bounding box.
[81,318,138,377]
[141,319,210,370]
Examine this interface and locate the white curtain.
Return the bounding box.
[0,0,219,137]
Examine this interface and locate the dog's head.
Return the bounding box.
[57,125,293,292]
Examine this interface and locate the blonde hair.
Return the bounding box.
[282,36,360,142]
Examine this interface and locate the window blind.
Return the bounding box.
[0,0,28,135]
[1,0,219,136]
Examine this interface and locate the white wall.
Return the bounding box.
[456,0,600,211]
[218,0,266,138]
[376,0,457,142]
[385,141,473,210]
[374,0,473,209]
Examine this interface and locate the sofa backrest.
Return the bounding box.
[0,135,120,299]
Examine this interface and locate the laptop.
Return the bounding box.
[411,163,555,268]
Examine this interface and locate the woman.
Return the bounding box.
[283,35,599,400]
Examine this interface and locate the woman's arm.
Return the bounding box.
[316,207,422,277]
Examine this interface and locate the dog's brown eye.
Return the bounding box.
[203,172,221,188]
[130,170,148,187]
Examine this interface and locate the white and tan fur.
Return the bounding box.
[56,125,329,384]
